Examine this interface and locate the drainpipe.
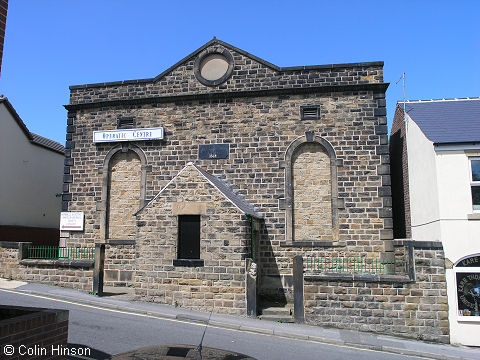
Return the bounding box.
[246,214,255,261]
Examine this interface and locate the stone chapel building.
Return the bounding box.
[63,37,391,307]
[53,39,448,341]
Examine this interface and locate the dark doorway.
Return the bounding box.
[178,215,200,259]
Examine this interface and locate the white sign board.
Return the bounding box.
[60,212,84,231]
[93,127,164,143]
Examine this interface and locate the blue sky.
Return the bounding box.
[0,1,478,144]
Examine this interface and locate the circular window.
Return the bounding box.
[194,48,234,86]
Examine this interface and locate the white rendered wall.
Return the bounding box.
[435,150,480,262]
[435,150,480,345]
[406,116,480,345]
[0,103,63,228]
[406,117,441,241]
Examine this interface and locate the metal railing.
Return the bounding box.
[304,256,406,275]
[27,246,95,260]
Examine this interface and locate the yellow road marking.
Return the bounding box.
[0,288,432,359]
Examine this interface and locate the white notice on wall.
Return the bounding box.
[60,212,84,231]
[93,127,164,143]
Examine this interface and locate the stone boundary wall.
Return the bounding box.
[303,247,449,343]
[0,306,69,360]
[0,242,93,291]
[104,244,135,287]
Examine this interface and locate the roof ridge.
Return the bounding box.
[398,97,480,104]
[0,96,65,154]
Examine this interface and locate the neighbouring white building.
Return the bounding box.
[390,98,480,346]
[0,96,65,245]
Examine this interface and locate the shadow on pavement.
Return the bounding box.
[66,343,111,360]
[111,344,256,360]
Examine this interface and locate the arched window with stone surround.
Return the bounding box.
[99,144,147,241]
[284,133,339,244]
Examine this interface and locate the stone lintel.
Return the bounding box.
[20,259,94,268]
[280,241,334,248]
[172,202,207,215]
[304,273,411,283]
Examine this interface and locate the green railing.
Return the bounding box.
[27,246,95,260]
[304,256,406,275]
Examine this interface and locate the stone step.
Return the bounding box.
[261,306,293,316]
[258,314,294,323]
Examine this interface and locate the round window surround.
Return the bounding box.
[194,48,234,86]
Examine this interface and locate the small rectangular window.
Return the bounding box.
[300,105,321,120]
[117,117,135,129]
[470,158,480,211]
[177,215,200,259]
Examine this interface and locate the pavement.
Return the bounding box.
[1,278,480,360]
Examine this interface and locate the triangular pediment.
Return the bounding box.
[152,38,279,84]
[136,162,262,218]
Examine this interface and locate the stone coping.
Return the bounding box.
[304,272,412,283]
[393,240,443,249]
[65,83,389,111]
[104,239,136,246]
[20,259,94,268]
[0,241,20,249]
[280,241,334,248]
[172,259,205,267]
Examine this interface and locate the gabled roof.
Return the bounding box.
[399,98,480,144]
[136,162,263,218]
[0,96,65,154]
[70,38,384,90]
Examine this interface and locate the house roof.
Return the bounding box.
[137,162,263,218]
[30,133,65,154]
[0,96,65,155]
[399,98,480,144]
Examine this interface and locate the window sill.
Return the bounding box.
[173,259,204,267]
[457,316,480,323]
[467,213,480,220]
[280,241,334,248]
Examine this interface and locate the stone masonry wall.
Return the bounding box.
[0,246,18,279]
[104,244,136,287]
[304,248,449,343]
[0,245,93,291]
[66,92,390,277]
[135,165,249,314]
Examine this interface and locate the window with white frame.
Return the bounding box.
[471,158,480,211]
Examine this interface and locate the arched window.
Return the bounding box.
[284,133,339,243]
[99,144,147,241]
[454,254,480,318]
